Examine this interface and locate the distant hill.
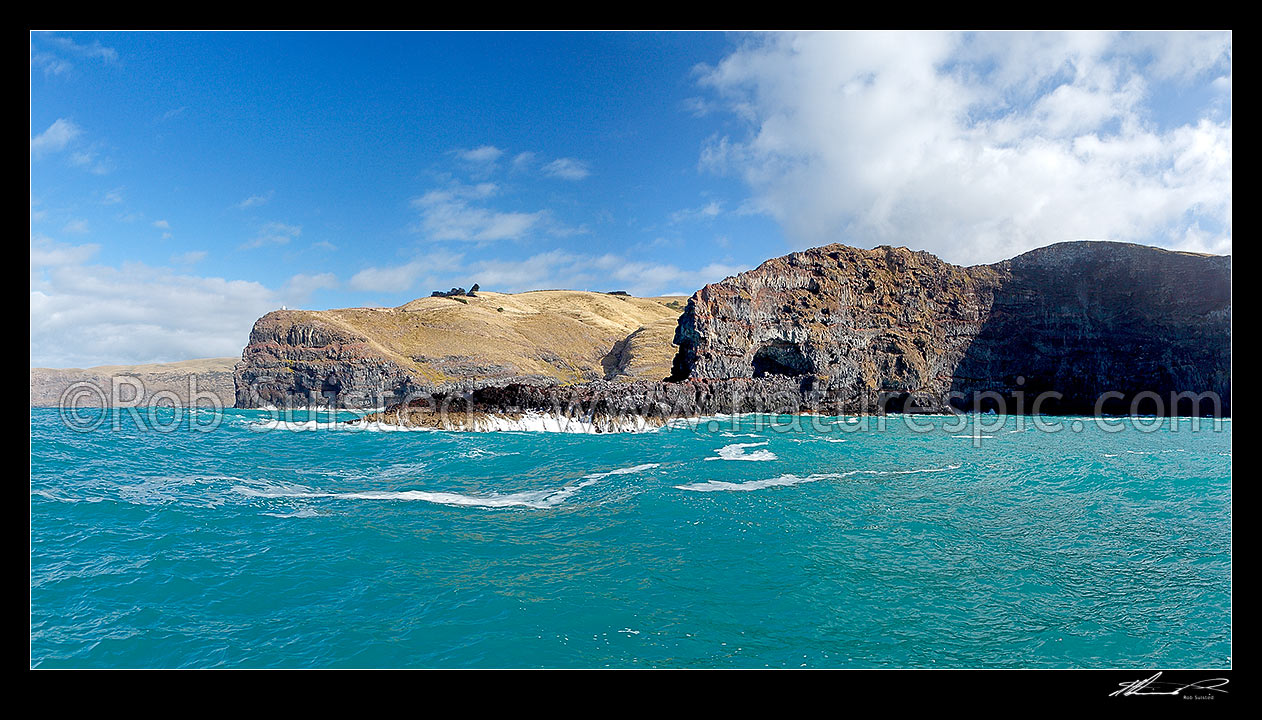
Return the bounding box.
[235,290,690,408]
[30,358,238,408]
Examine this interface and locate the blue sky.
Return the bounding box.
[31,31,1231,367]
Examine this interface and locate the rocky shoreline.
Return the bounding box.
[233,241,1230,429]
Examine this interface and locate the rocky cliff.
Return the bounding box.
[670,241,1230,415]
[30,358,237,407]
[234,291,686,408]
[244,241,1229,424]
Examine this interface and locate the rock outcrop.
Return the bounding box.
[234,291,687,408]
[30,358,237,407]
[671,241,1230,415]
[239,240,1229,425]
[356,375,824,432]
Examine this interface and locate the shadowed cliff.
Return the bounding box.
[670,241,1230,416]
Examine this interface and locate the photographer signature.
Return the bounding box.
[1110,672,1229,697]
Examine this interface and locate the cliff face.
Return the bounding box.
[234,312,417,408]
[31,358,237,407]
[234,291,686,408]
[672,242,1230,415]
[241,241,1230,420]
[953,242,1231,415]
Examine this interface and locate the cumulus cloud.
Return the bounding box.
[62,219,90,235]
[171,250,208,265]
[30,118,81,157]
[242,221,302,248]
[542,157,591,180]
[411,182,548,243]
[511,151,536,172]
[47,36,119,64]
[30,236,335,367]
[237,191,273,209]
[670,200,723,223]
[30,34,118,77]
[350,249,745,299]
[348,250,466,293]
[696,31,1232,264]
[459,145,503,164]
[31,235,99,267]
[283,272,339,302]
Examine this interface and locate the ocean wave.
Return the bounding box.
[235,463,661,510]
[466,413,660,434]
[262,508,322,518]
[677,464,961,493]
[704,442,779,462]
[250,418,438,432]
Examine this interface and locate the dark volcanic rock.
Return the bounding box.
[233,311,419,408]
[952,242,1231,415]
[252,241,1230,425]
[357,376,830,431]
[671,241,1230,416]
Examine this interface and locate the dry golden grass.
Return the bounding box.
[322,291,687,384]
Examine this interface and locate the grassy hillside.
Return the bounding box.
[236,290,691,407]
[306,290,687,386]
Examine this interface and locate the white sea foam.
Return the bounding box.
[262,508,321,518]
[465,412,660,434]
[235,463,660,510]
[704,442,778,462]
[584,463,661,479]
[677,464,961,492]
[453,448,521,459]
[250,418,436,433]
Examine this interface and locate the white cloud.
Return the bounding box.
[30,235,99,267]
[30,241,284,367]
[459,145,503,164]
[511,151,536,172]
[101,187,124,205]
[31,35,118,77]
[411,182,546,242]
[283,272,339,302]
[48,36,118,64]
[30,118,81,157]
[696,31,1232,264]
[30,195,47,223]
[171,250,208,265]
[351,249,746,299]
[349,250,465,293]
[670,200,723,223]
[29,233,346,367]
[542,157,591,180]
[242,221,302,249]
[62,219,89,234]
[31,51,71,77]
[152,219,171,229]
[69,149,111,175]
[237,191,273,209]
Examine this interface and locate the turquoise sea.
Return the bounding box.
[30,407,1231,668]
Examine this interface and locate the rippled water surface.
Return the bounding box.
[30,408,1231,668]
